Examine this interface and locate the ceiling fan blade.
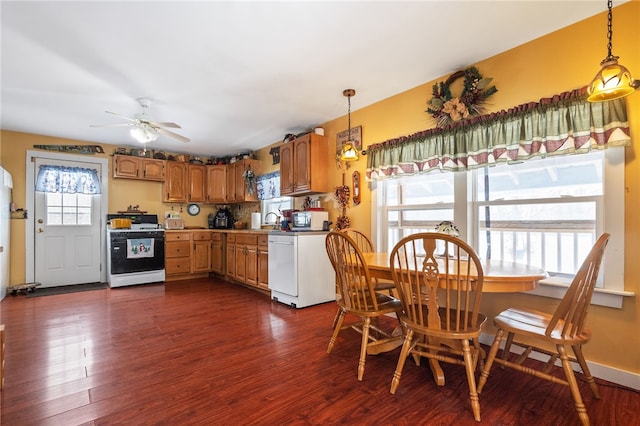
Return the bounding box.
[90,123,133,128]
[157,127,190,143]
[149,121,181,129]
[104,111,136,121]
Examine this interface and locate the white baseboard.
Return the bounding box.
[479,332,640,391]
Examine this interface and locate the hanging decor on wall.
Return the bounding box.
[426,66,497,128]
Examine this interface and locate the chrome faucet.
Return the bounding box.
[264,212,281,230]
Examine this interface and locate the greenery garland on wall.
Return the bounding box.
[426,66,497,128]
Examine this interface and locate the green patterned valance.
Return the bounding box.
[366,88,631,180]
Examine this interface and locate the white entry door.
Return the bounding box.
[34,157,102,287]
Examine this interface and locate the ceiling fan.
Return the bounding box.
[91,98,190,143]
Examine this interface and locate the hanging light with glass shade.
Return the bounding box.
[587,0,639,102]
[340,89,359,161]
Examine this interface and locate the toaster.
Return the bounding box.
[164,217,184,230]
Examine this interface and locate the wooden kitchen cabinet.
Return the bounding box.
[257,234,269,290]
[113,155,165,181]
[163,161,188,202]
[210,232,225,274]
[280,133,328,196]
[188,164,207,203]
[226,233,237,281]
[165,232,192,276]
[225,233,263,289]
[191,231,212,272]
[206,165,227,203]
[226,159,261,203]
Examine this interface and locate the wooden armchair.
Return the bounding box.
[477,233,610,426]
[325,231,404,381]
[388,233,487,422]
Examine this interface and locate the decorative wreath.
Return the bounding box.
[426,66,497,128]
[334,185,351,230]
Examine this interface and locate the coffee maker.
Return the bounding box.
[209,208,233,229]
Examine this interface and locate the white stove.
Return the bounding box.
[107,214,165,287]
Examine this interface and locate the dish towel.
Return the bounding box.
[127,238,154,259]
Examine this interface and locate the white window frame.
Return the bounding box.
[372,147,631,308]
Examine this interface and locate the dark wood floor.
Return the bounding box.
[1,278,639,425]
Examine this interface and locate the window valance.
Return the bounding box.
[35,165,101,194]
[366,88,631,180]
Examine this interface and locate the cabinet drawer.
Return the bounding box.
[211,232,223,242]
[227,234,236,243]
[166,232,191,242]
[192,232,212,241]
[258,234,268,247]
[237,234,257,245]
[166,257,191,275]
[166,241,190,257]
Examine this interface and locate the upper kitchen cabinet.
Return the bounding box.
[187,164,207,203]
[226,158,261,203]
[163,161,188,202]
[113,155,165,181]
[280,133,328,196]
[206,165,227,203]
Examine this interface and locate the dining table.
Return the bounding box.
[362,251,548,386]
[362,252,548,293]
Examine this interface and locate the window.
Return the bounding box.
[261,197,293,224]
[374,148,625,301]
[45,192,93,225]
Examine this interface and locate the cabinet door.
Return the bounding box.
[211,234,224,274]
[188,164,207,202]
[234,162,246,201]
[226,236,236,280]
[293,134,311,192]
[141,159,165,181]
[192,240,212,272]
[113,155,140,179]
[245,243,258,286]
[257,236,269,290]
[225,163,237,203]
[235,243,247,283]
[207,165,227,203]
[163,162,188,202]
[279,143,294,195]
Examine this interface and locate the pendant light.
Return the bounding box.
[340,89,359,161]
[587,0,639,102]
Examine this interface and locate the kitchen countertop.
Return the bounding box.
[164,228,329,235]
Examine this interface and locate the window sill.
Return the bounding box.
[525,278,635,309]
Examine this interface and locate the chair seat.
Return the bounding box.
[402,307,487,339]
[337,292,402,317]
[494,307,592,345]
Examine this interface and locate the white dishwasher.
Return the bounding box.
[268,232,336,308]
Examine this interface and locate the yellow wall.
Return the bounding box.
[315,2,639,376]
[1,3,638,375]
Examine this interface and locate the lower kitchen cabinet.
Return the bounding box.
[165,232,192,277]
[257,234,269,290]
[223,232,269,291]
[192,231,212,272]
[226,234,237,281]
[210,232,225,274]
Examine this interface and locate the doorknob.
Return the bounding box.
[37,228,44,233]
[37,218,44,224]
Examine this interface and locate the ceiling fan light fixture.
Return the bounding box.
[587,0,639,102]
[130,123,159,143]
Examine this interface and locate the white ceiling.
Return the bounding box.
[1,1,616,158]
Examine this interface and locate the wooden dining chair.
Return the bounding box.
[389,232,487,422]
[325,231,404,381]
[477,233,610,426]
[341,228,395,295]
